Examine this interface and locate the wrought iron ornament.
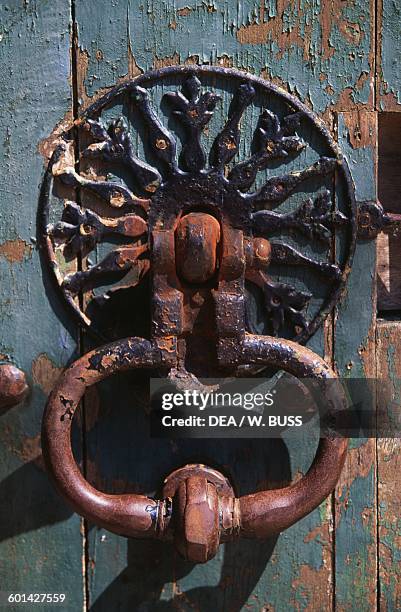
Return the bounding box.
[40,66,357,346]
[41,66,362,563]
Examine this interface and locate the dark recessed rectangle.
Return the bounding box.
[377,113,401,313]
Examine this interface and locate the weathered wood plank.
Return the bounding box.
[75,0,374,115]
[377,0,401,111]
[376,321,401,611]
[334,111,378,611]
[0,1,84,609]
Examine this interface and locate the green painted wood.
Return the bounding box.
[75,0,374,114]
[71,0,375,610]
[0,2,84,610]
[378,0,401,110]
[376,323,401,611]
[2,0,399,610]
[334,112,377,610]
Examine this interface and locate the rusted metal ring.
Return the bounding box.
[238,333,347,537]
[42,337,166,538]
[42,334,346,559]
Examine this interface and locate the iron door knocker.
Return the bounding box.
[40,66,381,563]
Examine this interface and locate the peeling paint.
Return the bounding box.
[31,353,63,396]
[153,52,180,69]
[0,239,32,263]
[343,110,376,149]
[127,39,143,78]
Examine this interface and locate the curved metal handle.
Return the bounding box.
[42,334,347,562]
[240,335,347,537]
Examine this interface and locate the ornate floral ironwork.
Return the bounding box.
[40,66,357,342]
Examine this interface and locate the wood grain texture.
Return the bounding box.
[376,322,401,611]
[0,1,84,610]
[377,0,401,111]
[75,0,375,115]
[334,111,378,611]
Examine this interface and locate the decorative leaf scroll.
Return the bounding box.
[52,141,149,211]
[50,202,147,260]
[263,276,311,335]
[211,82,255,169]
[228,109,306,191]
[246,269,312,336]
[82,118,161,193]
[164,75,221,171]
[46,72,350,338]
[248,157,338,209]
[252,190,347,245]
[130,85,178,170]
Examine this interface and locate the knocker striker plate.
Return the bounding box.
[41,65,353,563]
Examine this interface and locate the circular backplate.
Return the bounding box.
[39,65,357,344]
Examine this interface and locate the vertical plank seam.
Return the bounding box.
[332,108,339,612]
[374,0,381,598]
[373,0,380,594]
[374,0,382,112]
[70,1,90,610]
[375,325,380,611]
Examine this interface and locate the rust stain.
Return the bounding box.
[377,324,401,607]
[76,46,90,107]
[128,39,143,78]
[378,89,401,112]
[32,354,63,396]
[355,71,370,92]
[74,46,130,110]
[339,20,363,46]
[236,0,365,63]
[260,68,291,95]
[239,1,375,115]
[374,0,401,111]
[304,523,329,545]
[153,52,180,69]
[177,7,191,17]
[0,239,32,263]
[38,110,72,160]
[343,110,376,149]
[2,426,43,470]
[237,1,312,61]
[335,442,375,516]
[292,520,332,610]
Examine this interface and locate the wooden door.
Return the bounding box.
[0,1,400,610]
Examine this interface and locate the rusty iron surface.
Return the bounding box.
[357,200,399,239]
[39,66,360,346]
[0,364,29,411]
[42,333,347,563]
[38,66,385,566]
